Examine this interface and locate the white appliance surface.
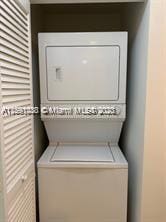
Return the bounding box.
[46,46,119,101]
[38,145,128,222]
[51,143,114,162]
[38,32,127,104]
[38,32,128,222]
[38,144,128,168]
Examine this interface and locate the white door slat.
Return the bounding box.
[1,52,29,68]
[2,82,30,90]
[1,74,30,84]
[4,120,31,138]
[2,95,31,103]
[2,95,30,104]
[9,0,27,20]
[0,1,28,31]
[9,179,34,222]
[7,164,34,204]
[3,115,26,125]
[6,158,33,190]
[2,77,30,86]
[2,89,30,96]
[8,192,23,221]
[0,1,36,221]
[0,31,29,53]
[5,132,32,153]
[2,100,31,107]
[4,124,32,145]
[1,61,29,74]
[5,137,32,159]
[5,132,32,156]
[6,154,33,187]
[4,116,31,129]
[8,193,24,222]
[18,196,33,222]
[0,45,29,63]
[0,50,29,68]
[0,37,29,58]
[6,145,32,173]
[1,23,28,48]
[0,8,28,39]
[6,148,32,179]
[8,175,35,221]
[5,138,32,163]
[1,16,28,43]
[0,2,28,35]
[2,97,30,105]
[6,150,32,178]
[23,202,33,222]
[1,68,30,79]
[11,182,33,222]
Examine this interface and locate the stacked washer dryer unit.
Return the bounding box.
[38,32,128,222]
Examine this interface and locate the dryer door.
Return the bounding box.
[46,46,120,101]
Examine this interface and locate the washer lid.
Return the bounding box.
[50,143,114,162]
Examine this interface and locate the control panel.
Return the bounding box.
[41,104,125,119]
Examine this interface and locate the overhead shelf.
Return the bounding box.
[31,0,145,4]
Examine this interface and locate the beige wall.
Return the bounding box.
[141,1,166,222]
[120,2,150,222]
[121,1,166,222]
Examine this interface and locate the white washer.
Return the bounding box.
[38,143,128,222]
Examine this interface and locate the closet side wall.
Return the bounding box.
[31,5,48,161]
[141,1,166,222]
[120,2,150,222]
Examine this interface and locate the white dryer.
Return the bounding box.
[38,32,128,222]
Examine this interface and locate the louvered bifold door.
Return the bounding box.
[0,0,36,221]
